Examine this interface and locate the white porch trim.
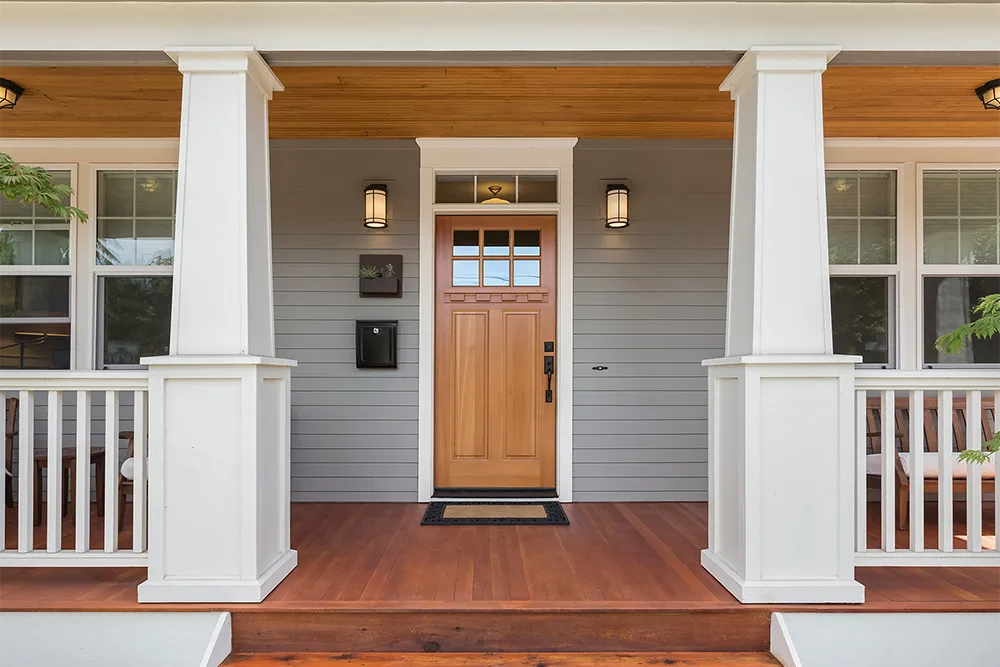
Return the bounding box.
[1,2,998,53]
[416,138,577,503]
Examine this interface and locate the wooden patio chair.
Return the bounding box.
[865,396,997,530]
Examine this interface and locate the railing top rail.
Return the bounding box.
[0,370,149,391]
[855,369,1000,391]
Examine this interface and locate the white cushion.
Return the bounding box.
[866,452,996,480]
[121,457,135,481]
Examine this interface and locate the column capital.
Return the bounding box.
[721,46,841,97]
[165,46,284,99]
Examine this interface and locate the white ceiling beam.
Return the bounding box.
[0,2,998,54]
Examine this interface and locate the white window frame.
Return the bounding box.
[825,162,907,369]
[915,162,1000,369]
[0,163,79,370]
[89,164,177,370]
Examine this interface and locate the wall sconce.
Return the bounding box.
[364,184,388,229]
[975,79,1000,110]
[605,184,630,229]
[0,79,25,110]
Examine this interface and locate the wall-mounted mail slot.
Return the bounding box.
[356,320,398,368]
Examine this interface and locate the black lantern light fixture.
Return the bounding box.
[364,184,388,229]
[0,78,25,110]
[975,79,1000,110]
[605,184,630,229]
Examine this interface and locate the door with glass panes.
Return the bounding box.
[434,215,557,491]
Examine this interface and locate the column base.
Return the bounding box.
[702,549,864,604]
[138,549,297,603]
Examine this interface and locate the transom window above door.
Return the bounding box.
[435,174,558,205]
[451,229,541,287]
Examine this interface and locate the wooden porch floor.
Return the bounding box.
[2,502,997,612]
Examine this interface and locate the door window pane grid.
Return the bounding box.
[97,170,178,266]
[0,170,72,266]
[450,228,543,287]
[922,169,1000,265]
[826,170,897,265]
[435,174,558,204]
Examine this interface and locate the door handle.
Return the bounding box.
[544,355,554,403]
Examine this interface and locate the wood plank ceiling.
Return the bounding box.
[0,66,997,139]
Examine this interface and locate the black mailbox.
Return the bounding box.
[356,320,398,368]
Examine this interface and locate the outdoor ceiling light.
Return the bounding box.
[605,184,630,229]
[364,184,388,229]
[975,79,1000,110]
[481,185,511,204]
[137,177,161,193]
[0,78,24,110]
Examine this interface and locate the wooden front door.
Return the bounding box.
[435,215,557,491]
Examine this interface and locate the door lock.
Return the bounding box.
[544,355,554,403]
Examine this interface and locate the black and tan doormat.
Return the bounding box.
[421,501,569,526]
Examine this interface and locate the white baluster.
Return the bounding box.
[909,390,924,552]
[46,391,63,553]
[881,390,895,552]
[104,391,119,553]
[75,391,91,553]
[1,395,6,551]
[994,390,999,554]
[939,390,954,553]
[966,390,982,552]
[132,391,146,553]
[856,390,867,553]
[17,391,34,552]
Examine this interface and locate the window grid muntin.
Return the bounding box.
[826,169,898,266]
[921,168,1000,266]
[435,172,558,205]
[96,169,178,267]
[0,169,73,267]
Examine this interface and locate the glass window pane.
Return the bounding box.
[0,194,34,219]
[923,171,958,217]
[97,218,136,265]
[483,260,510,286]
[436,175,475,204]
[958,170,999,217]
[483,230,509,256]
[517,175,558,203]
[513,259,540,287]
[0,275,70,318]
[859,218,895,264]
[0,322,71,370]
[825,172,859,217]
[453,230,479,257]
[98,171,135,218]
[135,219,175,266]
[830,277,892,366]
[827,220,858,265]
[134,172,175,218]
[859,172,896,217]
[923,276,1000,365]
[102,277,173,366]
[923,219,959,264]
[452,259,479,287]
[514,230,541,256]
[959,220,999,265]
[477,175,516,204]
[51,171,72,207]
[34,228,71,265]
[0,224,33,265]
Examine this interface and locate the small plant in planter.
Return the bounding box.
[358,256,403,298]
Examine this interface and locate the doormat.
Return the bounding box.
[421,501,569,526]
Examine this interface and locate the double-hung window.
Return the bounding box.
[94,170,177,368]
[826,169,898,367]
[920,168,1000,367]
[0,168,75,370]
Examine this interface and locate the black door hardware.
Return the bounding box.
[544,355,554,403]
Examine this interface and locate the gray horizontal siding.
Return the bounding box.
[572,139,731,501]
[270,139,420,502]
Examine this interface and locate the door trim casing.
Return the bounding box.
[416,138,577,503]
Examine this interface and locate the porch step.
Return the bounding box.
[223,652,781,666]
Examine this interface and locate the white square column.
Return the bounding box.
[138,48,297,603]
[700,47,865,604]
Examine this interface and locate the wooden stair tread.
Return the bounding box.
[224,652,781,666]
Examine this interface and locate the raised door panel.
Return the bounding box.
[450,310,489,460]
[498,310,540,460]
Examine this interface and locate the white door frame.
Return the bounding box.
[416,138,577,503]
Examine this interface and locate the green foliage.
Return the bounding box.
[0,153,88,223]
[359,263,396,279]
[934,294,1000,355]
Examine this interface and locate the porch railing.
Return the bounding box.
[1,371,148,567]
[854,369,999,566]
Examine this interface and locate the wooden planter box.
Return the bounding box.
[359,254,403,298]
